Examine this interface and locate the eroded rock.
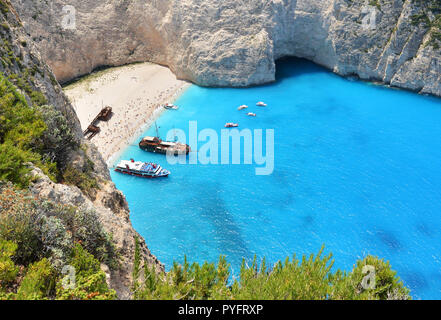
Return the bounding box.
[10,0,441,95]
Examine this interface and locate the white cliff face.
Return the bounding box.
[12,0,441,94]
[1,0,163,298]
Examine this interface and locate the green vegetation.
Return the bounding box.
[16,258,55,300]
[0,7,104,300]
[0,240,116,300]
[55,244,117,300]
[62,162,99,198]
[0,74,56,187]
[0,1,9,16]
[410,0,441,49]
[369,0,381,11]
[0,185,117,300]
[132,236,141,294]
[0,239,18,286]
[0,185,118,267]
[36,104,78,168]
[133,240,411,300]
[0,74,97,193]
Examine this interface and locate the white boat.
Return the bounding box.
[164,103,179,110]
[247,112,256,117]
[238,105,249,110]
[256,101,267,107]
[115,159,170,178]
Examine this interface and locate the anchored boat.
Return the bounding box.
[164,103,179,110]
[115,159,170,178]
[139,136,191,155]
[139,122,191,155]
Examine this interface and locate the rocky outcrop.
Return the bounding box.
[30,164,163,299]
[0,0,163,299]
[10,0,441,95]
[0,0,81,138]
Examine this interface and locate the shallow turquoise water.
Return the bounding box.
[111,59,441,299]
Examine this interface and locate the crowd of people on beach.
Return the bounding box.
[83,83,187,161]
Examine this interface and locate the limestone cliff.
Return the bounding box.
[11,0,441,95]
[0,0,162,299]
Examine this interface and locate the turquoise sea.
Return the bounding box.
[110,58,441,299]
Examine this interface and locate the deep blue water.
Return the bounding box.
[111,59,441,299]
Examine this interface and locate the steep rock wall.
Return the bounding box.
[11,0,441,95]
[0,0,163,299]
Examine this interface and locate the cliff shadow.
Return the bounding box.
[274,57,327,84]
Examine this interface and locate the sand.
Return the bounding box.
[63,63,190,165]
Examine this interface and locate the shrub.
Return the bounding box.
[29,91,47,107]
[133,243,411,300]
[0,189,117,300]
[0,185,118,269]
[231,249,334,300]
[56,244,117,300]
[0,239,18,285]
[16,258,56,300]
[0,143,39,188]
[62,165,99,198]
[349,255,410,300]
[0,190,44,265]
[0,74,57,186]
[0,0,9,15]
[0,241,115,300]
[37,104,79,168]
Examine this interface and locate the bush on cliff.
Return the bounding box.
[16,258,56,300]
[0,74,57,186]
[62,164,99,199]
[133,243,411,300]
[0,185,118,300]
[56,244,117,300]
[37,104,79,170]
[0,240,116,300]
[0,74,95,192]
[0,239,18,286]
[0,184,118,271]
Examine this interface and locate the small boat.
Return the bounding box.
[256,101,267,107]
[225,123,239,128]
[238,105,249,111]
[247,112,256,117]
[115,159,170,178]
[164,103,179,110]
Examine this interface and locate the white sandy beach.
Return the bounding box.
[63,63,190,164]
